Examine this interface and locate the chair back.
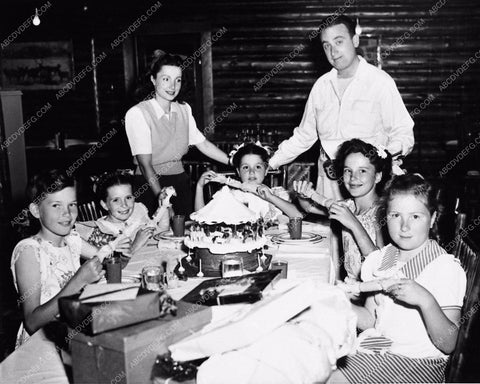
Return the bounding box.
[447,233,480,382]
[77,201,103,222]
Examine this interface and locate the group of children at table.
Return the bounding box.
[10,137,466,382]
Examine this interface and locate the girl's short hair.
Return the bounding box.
[335,139,393,191]
[381,173,438,215]
[96,171,134,201]
[26,169,75,204]
[232,142,269,169]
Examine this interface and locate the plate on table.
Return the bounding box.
[153,230,189,242]
[270,232,325,245]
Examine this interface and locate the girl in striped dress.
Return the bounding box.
[330,174,466,383]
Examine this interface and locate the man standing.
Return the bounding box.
[269,14,414,200]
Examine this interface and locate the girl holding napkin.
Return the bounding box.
[294,139,392,281]
[195,141,302,221]
[330,174,466,383]
[10,170,130,346]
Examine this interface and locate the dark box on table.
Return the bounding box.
[181,270,281,306]
[59,289,161,335]
[71,301,211,384]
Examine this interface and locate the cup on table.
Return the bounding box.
[105,254,122,284]
[271,260,288,279]
[142,265,164,292]
[171,214,186,237]
[288,217,302,239]
[222,256,244,278]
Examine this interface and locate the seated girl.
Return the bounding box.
[81,171,157,253]
[195,142,302,221]
[329,174,467,383]
[294,139,391,280]
[11,170,130,345]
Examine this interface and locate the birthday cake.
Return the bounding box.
[184,186,267,277]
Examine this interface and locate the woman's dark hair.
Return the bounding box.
[96,171,134,201]
[26,169,75,204]
[381,173,438,215]
[133,50,187,104]
[335,138,392,192]
[232,142,269,169]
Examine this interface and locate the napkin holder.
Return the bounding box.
[180,270,281,306]
[59,288,161,335]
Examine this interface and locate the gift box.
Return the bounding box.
[71,301,211,384]
[180,270,281,306]
[59,288,162,335]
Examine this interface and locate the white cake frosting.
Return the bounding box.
[187,186,266,253]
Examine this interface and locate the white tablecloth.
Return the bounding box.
[0,221,334,384]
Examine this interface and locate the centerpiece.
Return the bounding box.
[184,186,267,277]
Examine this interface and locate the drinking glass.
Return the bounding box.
[171,215,186,237]
[142,266,164,291]
[288,217,302,239]
[222,256,244,278]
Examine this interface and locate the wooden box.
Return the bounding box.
[71,301,211,384]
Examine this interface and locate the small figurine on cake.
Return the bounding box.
[194,141,302,223]
[77,171,176,254]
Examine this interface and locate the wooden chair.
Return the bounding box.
[446,231,480,382]
[77,201,103,222]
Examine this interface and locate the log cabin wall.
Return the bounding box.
[207,0,480,177]
[1,0,479,178]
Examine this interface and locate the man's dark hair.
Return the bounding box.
[318,14,356,38]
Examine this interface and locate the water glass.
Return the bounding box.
[105,255,122,284]
[271,260,288,279]
[288,217,302,239]
[171,215,186,237]
[222,257,244,278]
[142,266,164,292]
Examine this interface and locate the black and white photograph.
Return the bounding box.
[0,1,479,383]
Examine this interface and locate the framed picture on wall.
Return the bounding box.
[0,41,73,90]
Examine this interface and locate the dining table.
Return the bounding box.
[0,219,343,384]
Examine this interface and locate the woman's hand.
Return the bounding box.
[292,180,315,199]
[328,202,357,229]
[75,256,104,285]
[197,170,217,189]
[256,184,274,201]
[385,279,433,307]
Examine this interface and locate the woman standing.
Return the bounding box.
[125,51,229,216]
